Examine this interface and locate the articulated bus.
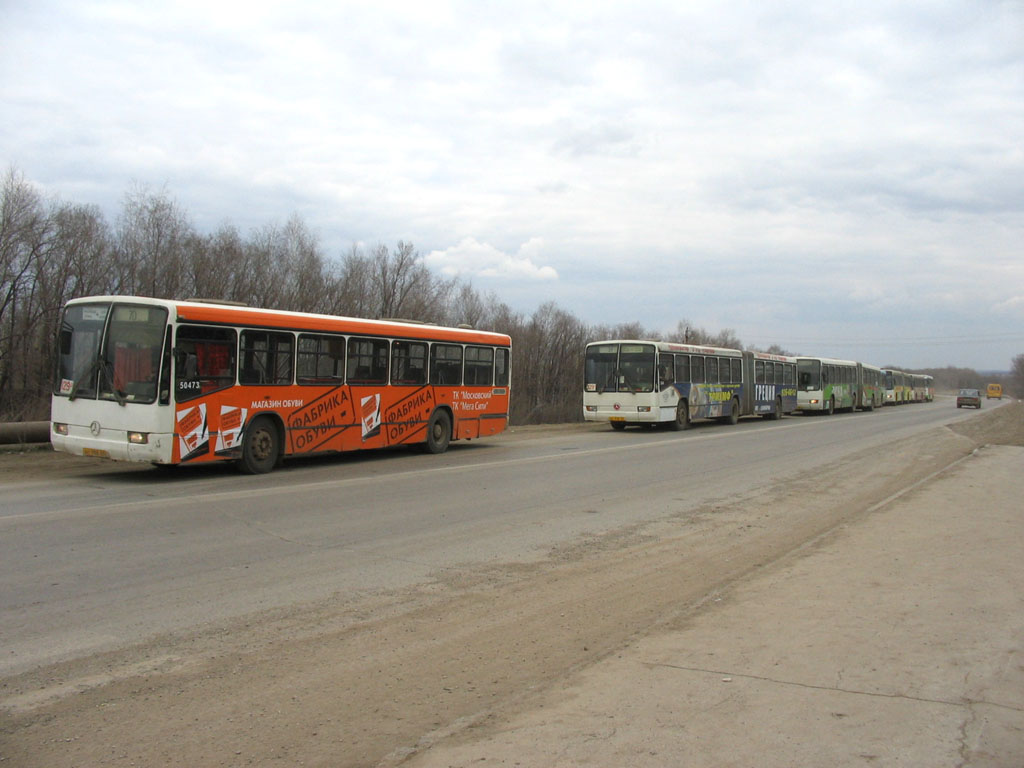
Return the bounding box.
[796,357,883,414]
[51,296,511,473]
[859,362,886,410]
[883,369,909,405]
[582,340,796,429]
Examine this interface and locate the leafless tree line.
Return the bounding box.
[0,167,747,423]
[7,166,1009,423]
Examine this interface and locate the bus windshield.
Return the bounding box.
[585,343,655,393]
[797,359,821,391]
[55,302,168,404]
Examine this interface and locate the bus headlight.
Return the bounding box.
[53,422,68,435]
[585,405,597,412]
[128,431,149,445]
[810,399,819,405]
[637,406,651,412]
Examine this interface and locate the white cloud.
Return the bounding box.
[425,238,558,281]
[993,296,1024,316]
[2,0,1022,369]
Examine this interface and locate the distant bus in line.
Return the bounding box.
[51,296,511,473]
[987,383,1003,399]
[795,357,885,414]
[582,340,796,429]
[908,373,934,402]
[883,369,909,405]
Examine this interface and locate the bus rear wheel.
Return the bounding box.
[424,409,451,453]
[670,401,689,431]
[239,416,279,474]
[723,397,740,425]
[769,396,783,420]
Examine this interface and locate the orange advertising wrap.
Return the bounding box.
[52,296,511,473]
[173,382,508,465]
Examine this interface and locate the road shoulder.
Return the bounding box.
[408,442,1024,767]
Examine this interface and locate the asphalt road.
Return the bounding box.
[0,399,982,678]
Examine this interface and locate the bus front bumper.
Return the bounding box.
[51,423,174,464]
[583,405,660,425]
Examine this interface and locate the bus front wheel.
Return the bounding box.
[670,401,689,431]
[424,410,452,453]
[239,416,280,474]
[825,397,835,416]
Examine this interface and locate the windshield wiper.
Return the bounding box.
[68,357,126,406]
[68,357,100,401]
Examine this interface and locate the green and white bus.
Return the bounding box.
[796,356,858,414]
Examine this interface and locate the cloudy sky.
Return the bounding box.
[2,1,1022,370]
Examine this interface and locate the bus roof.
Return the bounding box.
[796,355,859,367]
[65,295,511,346]
[750,351,798,363]
[587,339,743,357]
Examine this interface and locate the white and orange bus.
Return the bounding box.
[51,296,511,472]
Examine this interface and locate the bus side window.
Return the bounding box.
[298,334,345,385]
[659,354,674,390]
[175,325,237,401]
[430,343,463,385]
[675,355,690,384]
[495,348,510,387]
[465,346,494,386]
[391,340,427,386]
[706,357,719,384]
[348,337,389,385]
[691,356,705,384]
[240,330,294,385]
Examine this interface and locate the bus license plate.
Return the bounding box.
[609,416,625,422]
[83,447,110,458]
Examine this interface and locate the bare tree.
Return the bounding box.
[336,241,457,322]
[1010,354,1024,398]
[0,169,52,417]
[182,224,244,303]
[664,320,741,348]
[447,282,488,328]
[372,241,416,318]
[272,215,330,313]
[513,302,589,423]
[331,244,375,318]
[114,184,193,298]
[47,202,116,299]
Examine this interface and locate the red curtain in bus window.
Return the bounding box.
[113,344,153,390]
[195,342,232,392]
[195,343,230,377]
